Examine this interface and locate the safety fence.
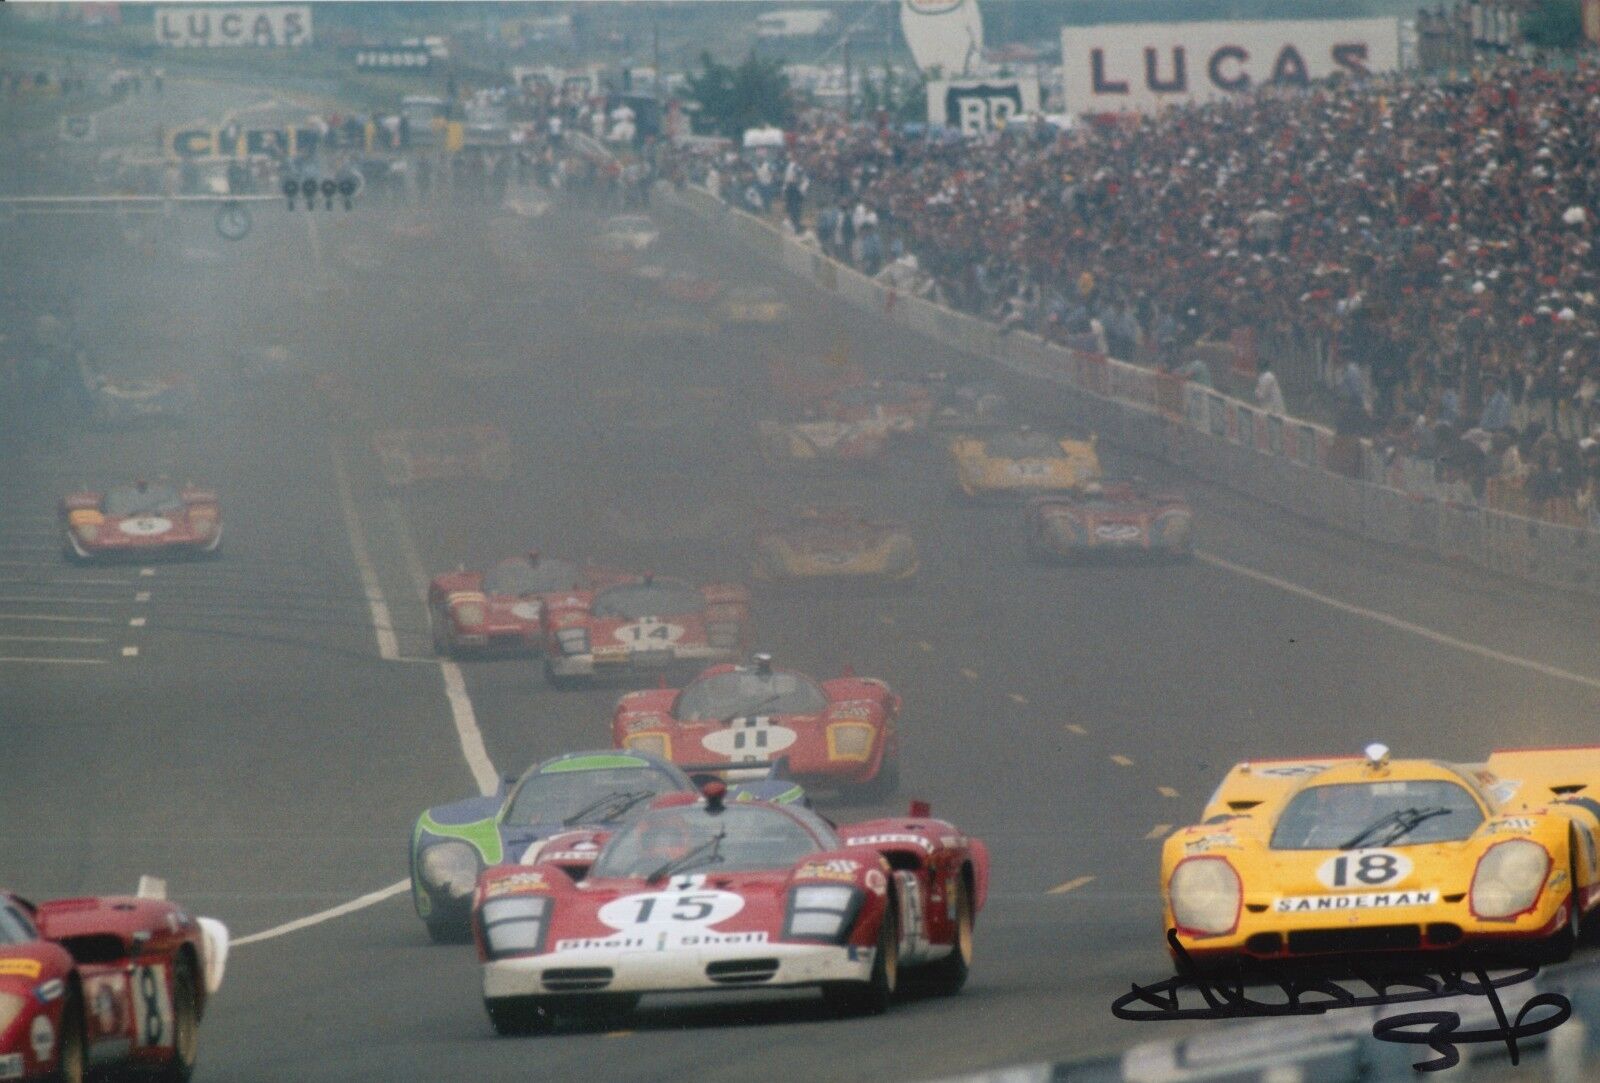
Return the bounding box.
[663,184,1600,600]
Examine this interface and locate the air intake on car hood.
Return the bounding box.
[542,967,613,992]
[706,958,779,984]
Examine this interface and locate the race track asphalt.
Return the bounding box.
[4,167,1600,1083]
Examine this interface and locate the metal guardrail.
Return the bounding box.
[661,184,1600,601]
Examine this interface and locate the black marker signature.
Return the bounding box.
[1110,929,1572,1072]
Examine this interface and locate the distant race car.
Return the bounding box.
[716,286,792,327]
[540,574,752,688]
[372,424,511,487]
[473,785,987,1032]
[59,480,221,562]
[410,749,803,942]
[1163,743,1600,967]
[597,214,660,252]
[1024,481,1194,561]
[949,428,1101,501]
[86,374,196,427]
[753,507,918,584]
[924,372,1009,431]
[427,552,628,657]
[1,878,228,1083]
[821,380,934,435]
[613,654,901,795]
[755,418,891,467]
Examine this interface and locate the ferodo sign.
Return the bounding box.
[1062,19,1399,115]
[156,6,312,48]
[165,125,320,159]
[927,77,1039,135]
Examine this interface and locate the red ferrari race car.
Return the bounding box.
[820,380,935,436]
[613,654,901,797]
[428,552,630,657]
[1024,480,1195,562]
[541,574,752,688]
[473,785,987,1033]
[1,878,228,1083]
[59,480,221,563]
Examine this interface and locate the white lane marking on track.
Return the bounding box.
[1157,786,1179,798]
[0,577,132,587]
[0,595,119,605]
[1064,723,1088,735]
[0,635,107,644]
[0,613,112,624]
[383,497,498,796]
[121,646,139,657]
[1110,754,1133,766]
[233,879,409,947]
[330,442,400,661]
[1047,876,1096,895]
[0,657,107,665]
[129,617,146,627]
[1144,824,1171,840]
[1196,550,1600,692]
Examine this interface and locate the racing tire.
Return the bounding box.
[823,893,898,1017]
[152,951,200,1083]
[424,912,472,945]
[47,981,86,1083]
[485,995,557,1036]
[854,753,900,803]
[918,871,974,997]
[543,659,583,691]
[430,606,456,658]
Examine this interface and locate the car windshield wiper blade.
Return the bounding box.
[563,790,655,827]
[1339,806,1452,850]
[717,693,783,728]
[646,828,726,884]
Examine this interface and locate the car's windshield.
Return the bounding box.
[502,763,684,828]
[0,903,37,945]
[484,557,580,596]
[103,484,183,517]
[1270,779,1485,850]
[590,803,828,878]
[675,669,828,721]
[984,432,1066,459]
[593,580,703,619]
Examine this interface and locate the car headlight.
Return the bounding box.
[786,884,861,942]
[480,894,550,959]
[1169,857,1241,936]
[1471,839,1551,919]
[75,522,100,542]
[826,723,874,761]
[453,602,486,628]
[0,992,25,1033]
[418,841,480,900]
[556,626,590,654]
[626,733,669,759]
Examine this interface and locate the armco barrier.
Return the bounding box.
[663,186,1600,599]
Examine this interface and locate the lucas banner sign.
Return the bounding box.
[1062,18,1398,115]
[156,6,312,47]
[928,77,1040,135]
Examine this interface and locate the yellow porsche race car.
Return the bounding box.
[1162,743,1600,967]
[949,427,1101,500]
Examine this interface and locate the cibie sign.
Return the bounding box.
[165,125,321,159]
[155,6,312,47]
[1062,18,1399,115]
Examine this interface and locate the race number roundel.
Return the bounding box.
[612,618,684,646]
[1316,849,1412,890]
[118,516,173,537]
[597,889,744,932]
[701,718,799,761]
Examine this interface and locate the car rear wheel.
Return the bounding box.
[153,953,199,1082]
[543,659,583,691]
[823,893,898,1016]
[485,995,556,1036]
[430,606,456,657]
[920,872,973,996]
[47,982,85,1083]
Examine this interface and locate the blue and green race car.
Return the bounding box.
[409,749,804,941]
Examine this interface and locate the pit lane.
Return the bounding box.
[4,181,1600,1082]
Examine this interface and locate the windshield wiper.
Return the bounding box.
[646,828,726,884]
[717,693,783,728]
[563,790,655,827]
[1338,806,1453,851]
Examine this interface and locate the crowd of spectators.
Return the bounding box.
[679,62,1600,528]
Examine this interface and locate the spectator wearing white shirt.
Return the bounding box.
[1255,361,1286,415]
